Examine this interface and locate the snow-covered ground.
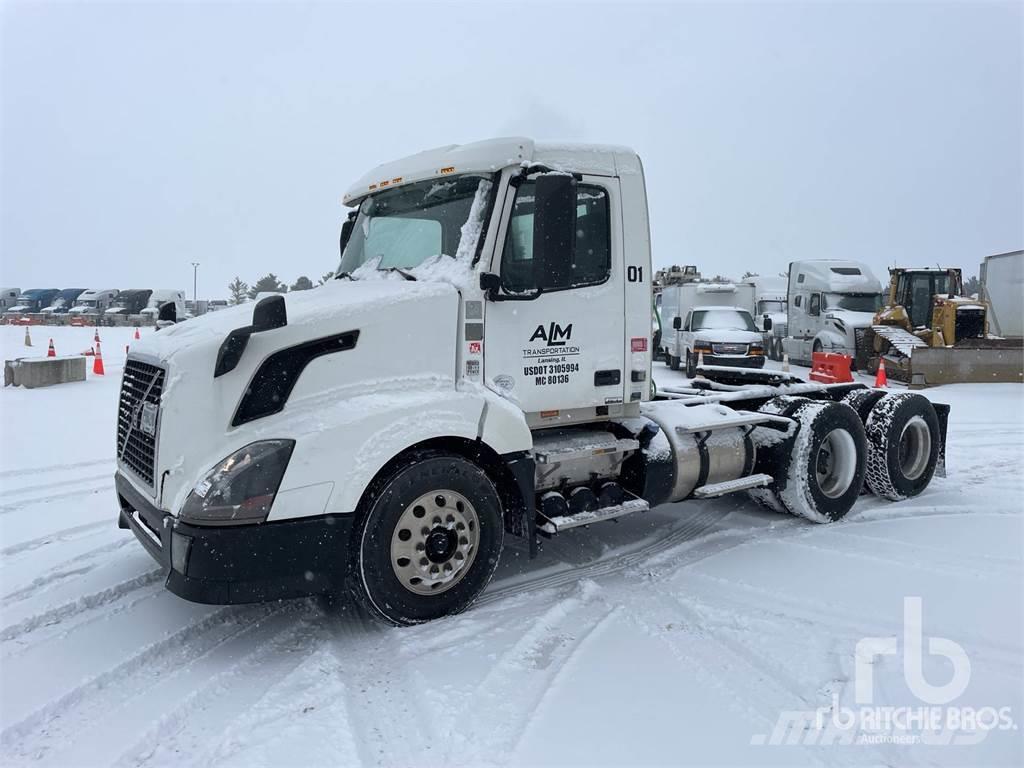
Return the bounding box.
[0,324,1021,766]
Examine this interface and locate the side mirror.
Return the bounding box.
[532,172,577,291]
[252,294,287,332]
[157,302,177,324]
[479,272,501,299]
[763,316,773,331]
[339,215,355,259]
[672,317,682,330]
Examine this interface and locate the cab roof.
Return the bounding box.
[342,137,640,206]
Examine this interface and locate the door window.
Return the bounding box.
[501,182,611,293]
[809,294,821,316]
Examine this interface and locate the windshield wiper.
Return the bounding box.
[383,267,417,281]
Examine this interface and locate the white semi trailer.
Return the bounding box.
[979,250,1023,339]
[115,138,949,625]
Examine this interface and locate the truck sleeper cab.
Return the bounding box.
[115,138,950,625]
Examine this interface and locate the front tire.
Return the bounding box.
[351,451,504,626]
[685,351,697,378]
[669,353,681,371]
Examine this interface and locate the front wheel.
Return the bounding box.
[351,451,504,625]
[685,351,697,378]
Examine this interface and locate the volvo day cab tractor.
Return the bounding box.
[115,138,950,626]
[864,266,1023,385]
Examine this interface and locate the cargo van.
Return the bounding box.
[40,288,88,315]
[781,260,883,367]
[660,281,756,368]
[69,289,119,316]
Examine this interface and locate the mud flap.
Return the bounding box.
[932,402,950,478]
[503,452,538,558]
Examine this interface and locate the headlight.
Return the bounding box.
[180,440,295,526]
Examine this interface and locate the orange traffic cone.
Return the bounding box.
[93,343,105,376]
[874,357,888,388]
[134,327,140,340]
[94,328,101,344]
[23,326,32,347]
[47,339,56,357]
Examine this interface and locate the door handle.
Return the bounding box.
[594,369,621,386]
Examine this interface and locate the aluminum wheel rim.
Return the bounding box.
[816,429,857,499]
[390,489,479,596]
[899,416,931,481]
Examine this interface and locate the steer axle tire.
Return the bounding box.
[351,451,504,626]
[863,392,940,501]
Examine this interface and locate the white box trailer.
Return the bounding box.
[980,250,1023,338]
[114,138,950,626]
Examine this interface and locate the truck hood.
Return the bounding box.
[692,329,762,344]
[825,309,875,328]
[126,279,461,512]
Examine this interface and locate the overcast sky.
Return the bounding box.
[2,1,1021,298]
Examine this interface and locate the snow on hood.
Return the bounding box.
[825,309,875,327]
[692,329,762,344]
[132,279,456,362]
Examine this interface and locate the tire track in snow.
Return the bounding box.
[2,603,298,767]
[0,568,163,643]
[0,482,112,515]
[1,537,134,604]
[683,570,1022,669]
[0,601,269,754]
[440,584,618,764]
[0,472,112,498]
[0,520,110,558]
[118,606,322,768]
[479,505,730,606]
[0,458,112,480]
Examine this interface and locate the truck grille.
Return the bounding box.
[117,359,165,488]
[712,343,748,355]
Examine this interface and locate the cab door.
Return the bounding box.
[483,174,625,420]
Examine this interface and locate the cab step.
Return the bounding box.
[691,473,773,499]
[538,497,650,535]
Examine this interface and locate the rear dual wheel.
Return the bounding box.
[351,452,504,626]
[857,391,940,500]
[750,397,867,522]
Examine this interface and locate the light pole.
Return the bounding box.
[191,262,200,304]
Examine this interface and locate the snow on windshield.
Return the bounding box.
[692,308,757,332]
[338,175,493,283]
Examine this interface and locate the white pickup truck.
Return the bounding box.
[115,138,949,625]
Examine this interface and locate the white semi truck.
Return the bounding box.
[741,275,788,360]
[782,260,883,367]
[115,138,949,625]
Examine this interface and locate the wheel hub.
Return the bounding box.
[815,429,857,499]
[390,489,479,596]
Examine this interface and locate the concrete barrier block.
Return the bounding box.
[3,356,88,389]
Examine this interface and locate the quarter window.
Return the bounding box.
[501,182,611,293]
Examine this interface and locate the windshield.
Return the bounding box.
[823,292,882,313]
[691,309,757,332]
[338,174,494,276]
[757,300,786,315]
[78,300,97,307]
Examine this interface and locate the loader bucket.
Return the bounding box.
[908,346,1024,387]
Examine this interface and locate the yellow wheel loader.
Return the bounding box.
[862,267,1023,386]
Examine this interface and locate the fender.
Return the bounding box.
[265,385,532,520]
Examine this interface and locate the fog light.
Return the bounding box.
[171,530,192,574]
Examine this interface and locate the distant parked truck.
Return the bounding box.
[206,299,229,312]
[660,281,757,371]
[5,288,60,316]
[104,290,153,317]
[69,288,119,316]
[40,288,88,315]
[740,275,788,360]
[782,260,883,368]
[0,288,21,314]
[138,290,187,326]
[979,250,1023,339]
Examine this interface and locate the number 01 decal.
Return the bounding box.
[627,265,644,283]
